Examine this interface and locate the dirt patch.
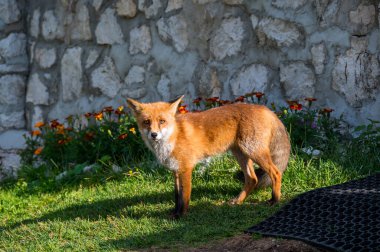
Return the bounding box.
[142,234,327,252]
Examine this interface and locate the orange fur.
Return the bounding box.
[127,96,290,218]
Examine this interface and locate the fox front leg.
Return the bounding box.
[172,170,192,218]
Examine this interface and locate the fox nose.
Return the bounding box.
[151,132,158,139]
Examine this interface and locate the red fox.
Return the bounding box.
[127,96,290,218]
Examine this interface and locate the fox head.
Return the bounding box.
[127,96,184,143]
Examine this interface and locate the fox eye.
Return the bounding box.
[143,119,150,125]
[159,119,166,124]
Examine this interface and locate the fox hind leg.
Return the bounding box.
[230,148,258,205]
[250,149,282,204]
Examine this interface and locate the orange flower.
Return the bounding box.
[94,112,103,121]
[34,147,43,155]
[56,124,65,134]
[178,105,189,114]
[34,121,45,128]
[31,130,41,136]
[118,133,128,140]
[235,96,245,102]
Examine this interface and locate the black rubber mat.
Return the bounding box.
[247,173,380,252]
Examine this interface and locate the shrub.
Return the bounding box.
[20,106,151,180]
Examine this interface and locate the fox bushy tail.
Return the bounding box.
[256,124,290,188]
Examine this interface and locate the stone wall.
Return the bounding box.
[0,0,380,180]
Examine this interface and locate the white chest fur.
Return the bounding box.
[142,136,179,171]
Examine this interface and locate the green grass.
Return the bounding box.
[0,152,377,251]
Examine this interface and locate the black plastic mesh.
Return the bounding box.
[247,173,380,252]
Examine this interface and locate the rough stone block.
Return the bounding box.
[30,8,40,38]
[210,17,244,60]
[42,10,64,40]
[129,25,152,55]
[311,42,326,75]
[280,62,316,101]
[230,64,270,97]
[272,0,307,9]
[258,18,303,48]
[61,47,83,102]
[0,33,27,60]
[125,65,145,85]
[95,8,124,44]
[0,0,20,24]
[166,0,183,12]
[71,3,92,41]
[26,73,49,105]
[0,75,25,109]
[116,0,137,18]
[138,0,162,19]
[0,149,21,181]
[35,47,57,69]
[91,57,122,98]
[332,37,379,107]
[0,111,25,129]
[157,14,189,53]
[157,74,171,100]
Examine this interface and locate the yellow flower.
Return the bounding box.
[117,106,124,112]
[129,127,136,134]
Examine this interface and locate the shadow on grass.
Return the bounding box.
[98,200,280,250]
[0,182,247,231]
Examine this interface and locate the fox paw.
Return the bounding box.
[228,198,242,205]
[267,198,279,206]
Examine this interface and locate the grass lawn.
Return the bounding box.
[1,151,376,251]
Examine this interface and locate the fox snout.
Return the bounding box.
[144,129,164,141]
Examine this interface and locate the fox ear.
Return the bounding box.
[127,98,143,114]
[169,95,184,115]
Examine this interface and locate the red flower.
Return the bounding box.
[219,100,233,106]
[305,97,317,102]
[286,100,298,106]
[205,97,219,103]
[84,113,92,118]
[50,119,60,128]
[235,96,245,102]
[118,133,128,140]
[103,106,113,113]
[255,92,265,99]
[320,108,334,114]
[192,97,202,105]
[84,131,95,141]
[290,103,302,111]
